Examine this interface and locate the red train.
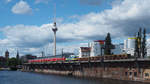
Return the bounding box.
[28,54,131,64]
[28,57,66,63]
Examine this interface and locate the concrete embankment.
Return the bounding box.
[22,67,150,83]
[22,69,150,84]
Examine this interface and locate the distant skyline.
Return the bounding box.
[0,0,150,57]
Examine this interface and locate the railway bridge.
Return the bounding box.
[22,58,150,82]
[23,58,150,70]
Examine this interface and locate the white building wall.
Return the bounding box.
[78,48,90,58]
[124,40,128,50]
[128,38,135,49]
[79,48,82,58]
[146,39,150,57]
[123,38,136,56]
[147,48,150,57]
[126,48,135,56]
[90,42,101,57]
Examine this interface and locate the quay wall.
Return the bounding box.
[22,66,150,83]
[22,60,150,83]
[33,68,145,81]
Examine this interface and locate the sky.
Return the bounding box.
[0,0,150,57]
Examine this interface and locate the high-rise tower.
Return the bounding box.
[16,51,19,61]
[52,4,58,56]
[52,22,58,56]
[5,50,9,61]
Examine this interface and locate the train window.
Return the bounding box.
[125,72,128,76]
[129,72,132,76]
[134,72,137,77]
[145,73,149,77]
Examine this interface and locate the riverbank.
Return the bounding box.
[0,67,18,71]
[22,68,150,84]
[22,69,150,84]
[0,68,10,71]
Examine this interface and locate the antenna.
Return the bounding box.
[52,3,58,56]
[54,3,56,23]
[62,48,64,58]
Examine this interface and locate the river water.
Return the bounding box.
[0,71,146,84]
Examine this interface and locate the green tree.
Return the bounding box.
[142,28,146,58]
[134,34,139,58]
[8,58,18,67]
[104,33,113,55]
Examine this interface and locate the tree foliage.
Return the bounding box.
[8,58,18,67]
[104,33,112,55]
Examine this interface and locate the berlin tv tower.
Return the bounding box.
[52,4,57,56]
[52,22,57,56]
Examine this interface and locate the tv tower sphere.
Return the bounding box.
[52,22,57,32]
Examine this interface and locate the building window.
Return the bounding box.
[145,73,149,77]
[134,72,137,77]
[129,72,132,76]
[125,72,128,76]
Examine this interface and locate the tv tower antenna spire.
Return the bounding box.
[52,4,57,56]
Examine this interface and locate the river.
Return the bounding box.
[0,71,146,84]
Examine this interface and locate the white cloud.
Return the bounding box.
[5,0,12,3]
[2,24,52,47]
[11,0,32,14]
[35,0,50,4]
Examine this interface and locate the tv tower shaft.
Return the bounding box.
[52,22,57,56]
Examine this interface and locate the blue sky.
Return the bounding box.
[0,0,113,27]
[0,0,150,57]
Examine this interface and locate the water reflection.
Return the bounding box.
[0,71,148,84]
